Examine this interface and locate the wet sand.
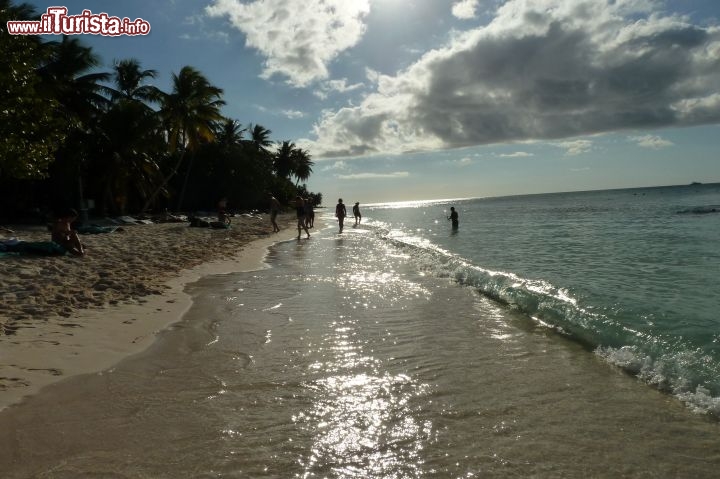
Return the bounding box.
[0,213,299,410]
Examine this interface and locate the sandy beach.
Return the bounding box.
[0,213,298,410]
[1,217,719,478]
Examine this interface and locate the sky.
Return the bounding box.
[23,0,720,204]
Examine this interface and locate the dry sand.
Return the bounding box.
[0,213,299,410]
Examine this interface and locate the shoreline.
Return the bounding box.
[0,214,304,411]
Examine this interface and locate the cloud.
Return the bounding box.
[314,78,365,99]
[303,0,720,158]
[629,134,674,149]
[554,139,593,155]
[282,109,306,119]
[206,0,370,87]
[452,0,480,19]
[336,171,410,180]
[322,160,349,171]
[445,156,475,166]
[498,151,533,157]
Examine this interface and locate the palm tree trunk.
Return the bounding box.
[140,151,185,215]
[176,151,195,212]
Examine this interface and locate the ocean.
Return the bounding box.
[361,183,720,414]
[2,183,720,477]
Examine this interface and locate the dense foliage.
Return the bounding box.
[0,0,320,222]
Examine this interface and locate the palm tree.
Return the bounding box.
[291,147,313,186]
[36,36,112,215]
[142,66,225,213]
[37,36,112,126]
[273,140,296,180]
[163,66,225,153]
[82,59,166,214]
[273,141,314,186]
[90,100,165,214]
[248,123,273,154]
[216,118,245,148]
[111,58,161,104]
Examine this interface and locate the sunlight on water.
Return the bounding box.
[366,198,479,209]
[294,315,433,478]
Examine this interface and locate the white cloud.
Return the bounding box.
[498,151,533,157]
[452,0,479,20]
[206,0,370,87]
[629,134,674,149]
[282,109,305,119]
[314,78,365,99]
[336,171,410,180]
[302,0,720,158]
[554,139,593,155]
[322,161,349,171]
[445,156,474,167]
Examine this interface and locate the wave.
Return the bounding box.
[366,221,720,416]
[676,205,720,215]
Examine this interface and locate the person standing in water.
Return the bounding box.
[353,202,362,226]
[268,193,281,233]
[304,197,315,229]
[295,196,310,239]
[448,206,459,230]
[335,198,347,233]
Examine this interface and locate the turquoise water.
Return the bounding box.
[359,183,720,413]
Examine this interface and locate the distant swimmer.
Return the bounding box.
[448,206,459,229]
[335,198,347,233]
[353,202,361,226]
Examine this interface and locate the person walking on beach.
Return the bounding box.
[268,193,281,233]
[51,208,85,256]
[295,196,310,239]
[304,197,315,229]
[335,198,347,233]
[448,206,459,230]
[353,202,362,226]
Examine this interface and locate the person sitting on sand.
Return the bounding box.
[51,208,85,256]
[217,197,231,225]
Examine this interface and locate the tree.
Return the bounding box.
[247,123,273,154]
[215,118,245,148]
[0,0,65,179]
[273,141,314,186]
[111,58,161,104]
[292,147,314,186]
[85,58,166,214]
[35,35,112,212]
[37,36,112,126]
[273,140,296,180]
[142,66,225,213]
